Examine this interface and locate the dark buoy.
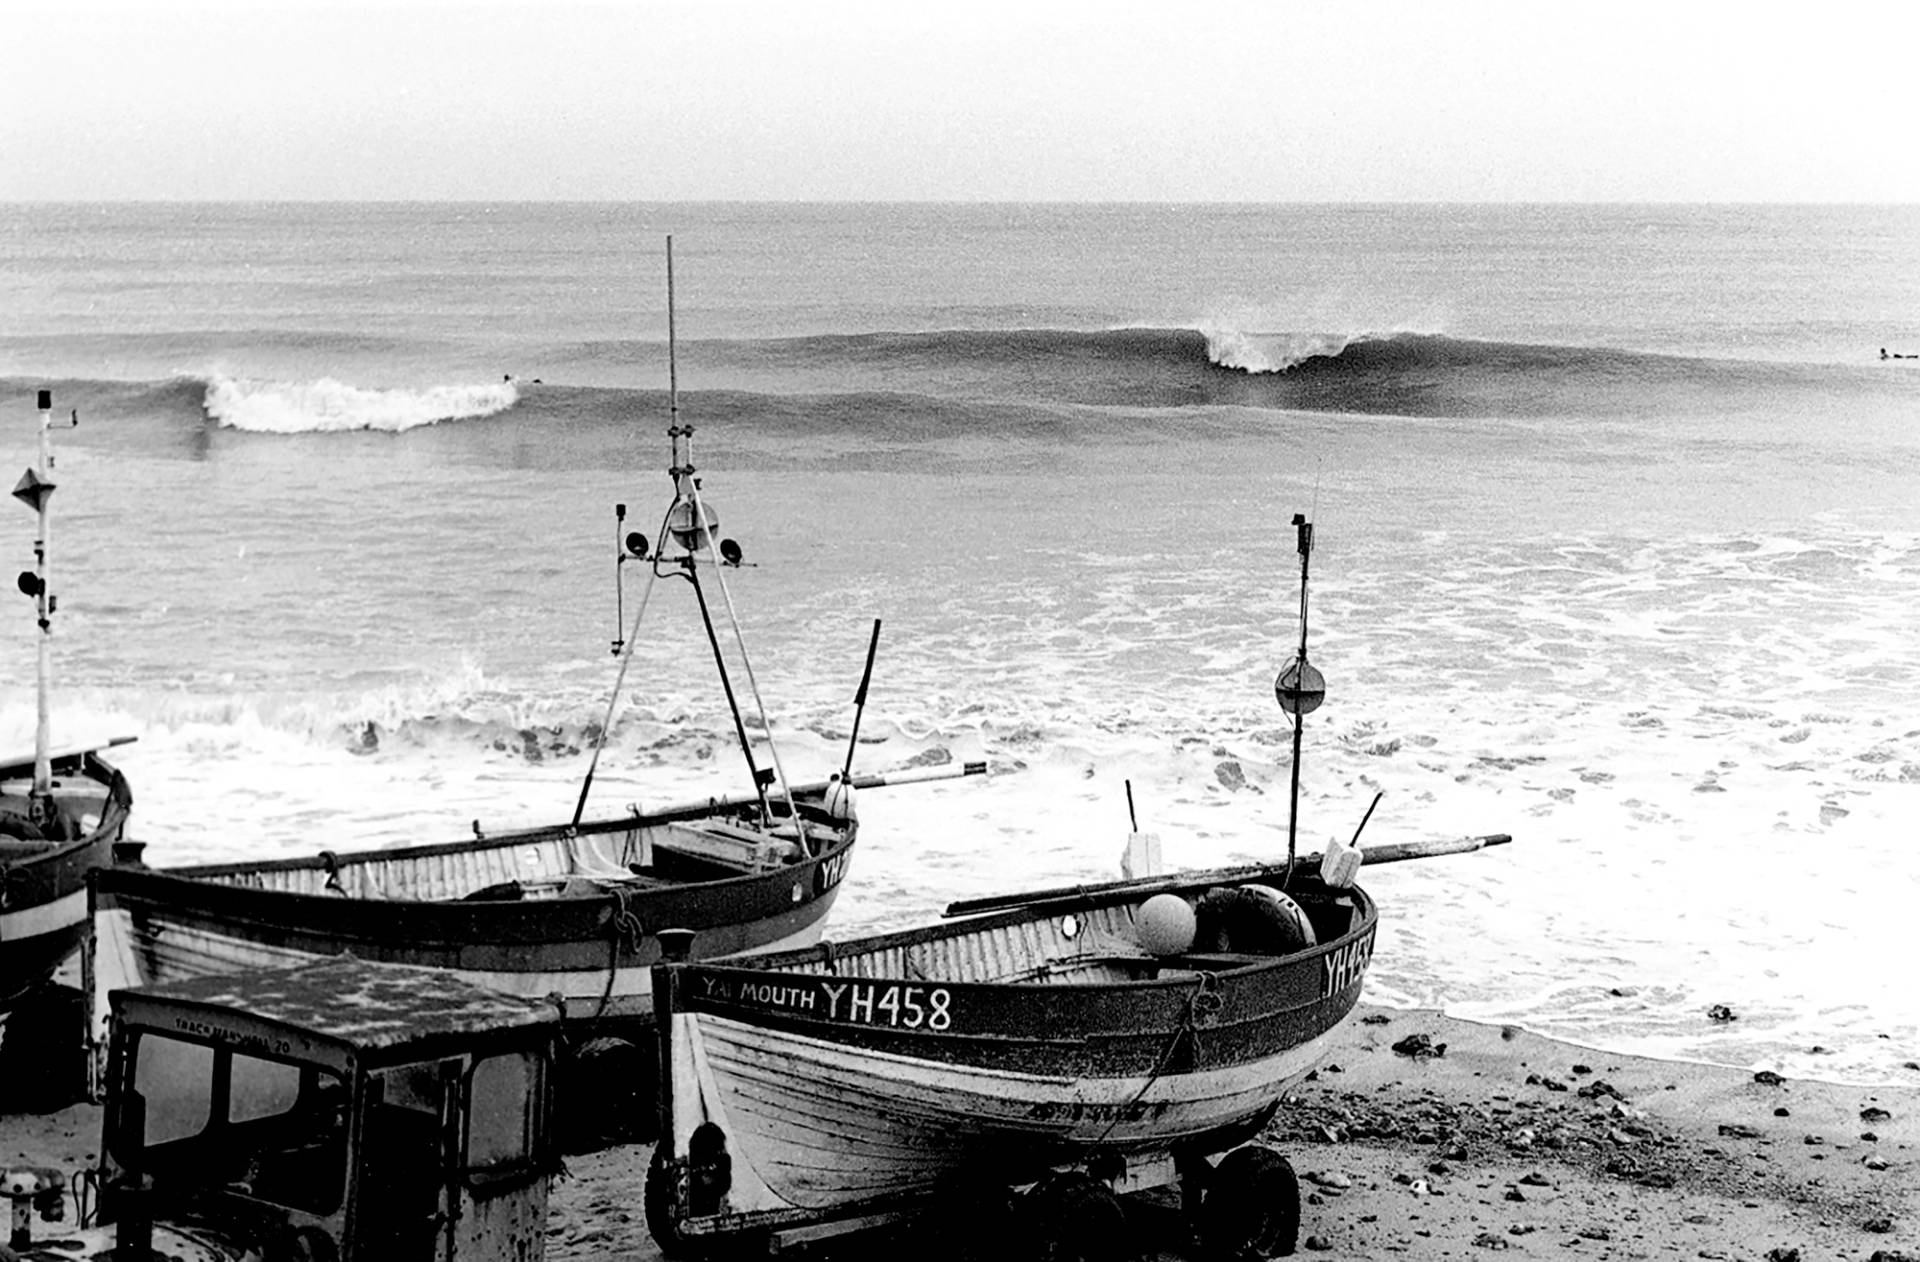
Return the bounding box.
[1273,659,1324,715]
[1198,1144,1300,1259]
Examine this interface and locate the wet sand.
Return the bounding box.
[9,1005,1915,1260]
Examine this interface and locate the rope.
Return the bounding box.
[571,566,661,827]
[585,885,647,1029]
[684,481,811,853]
[1093,972,1221,1146]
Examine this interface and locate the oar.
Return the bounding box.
[488,759,992,841]
[942,833,1513,918]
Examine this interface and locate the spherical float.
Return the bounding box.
[823,774,857,822]
[1136,892,1197,955]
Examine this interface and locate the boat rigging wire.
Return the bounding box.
[571,563,661,827]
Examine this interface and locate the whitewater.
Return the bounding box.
[2,201,1917,1087]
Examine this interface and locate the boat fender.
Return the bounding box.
[1193,884,1316,955]
[824,773,857,822]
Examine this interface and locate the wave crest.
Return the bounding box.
[1201,327,1367,373]
[202,374,518,433]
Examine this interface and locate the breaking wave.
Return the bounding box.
[202,374,519,432]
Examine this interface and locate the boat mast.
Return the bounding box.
[12,390,66,818]
[1273,512,1325,889]
[659,236,767,820]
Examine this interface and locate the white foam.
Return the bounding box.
[201,374,517,432]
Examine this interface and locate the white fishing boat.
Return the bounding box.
[644,513,1508,1259]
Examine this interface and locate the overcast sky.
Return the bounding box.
[3,0,1913,202]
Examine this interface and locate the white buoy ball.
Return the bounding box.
[1136,893,1197,956]
[823,775,857,822]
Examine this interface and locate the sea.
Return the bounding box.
[2,202,1917,1086]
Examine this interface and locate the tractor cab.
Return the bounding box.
[80,956,560,1262]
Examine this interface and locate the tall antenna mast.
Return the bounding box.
[667,235,679,428]
[1273,512,1326,889]
[12,389,72,818]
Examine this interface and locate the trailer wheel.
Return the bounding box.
[561,1036,654,1151]
[924,1175,1016,1262]
[1197,1145,1299,1260]
[1015,1171,1130,1262]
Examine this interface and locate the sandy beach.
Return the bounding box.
[10,1003,1912,1261]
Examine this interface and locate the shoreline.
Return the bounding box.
[8,1004,1914,1260]
[1398,1002,1920,1095]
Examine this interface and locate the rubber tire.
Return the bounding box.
[1197,1145,1299,1260]
[922,1175,1017,1262]
[1015,1171,1132,1262]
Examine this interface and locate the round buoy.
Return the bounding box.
[1136,893,1197,955]
[1273,658,1326,715]
[1198,1144,1300,1261]
[824,774,857,822]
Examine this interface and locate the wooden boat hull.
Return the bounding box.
[649,874,1375,1241]
[0,750,134,1010]
[88,802,857,1086]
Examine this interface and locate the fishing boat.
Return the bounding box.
[87,243,983,1145]
[2,390,135,1038]
[645,513,1508,1260]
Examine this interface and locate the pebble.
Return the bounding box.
[1861,1106,1892,1123]
[1392,1033,1447,1059]
[1303,1234,1333,1251]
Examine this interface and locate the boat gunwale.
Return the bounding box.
[133,797,847,882]
[89,824,857,921]
[690,870,1376,988]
